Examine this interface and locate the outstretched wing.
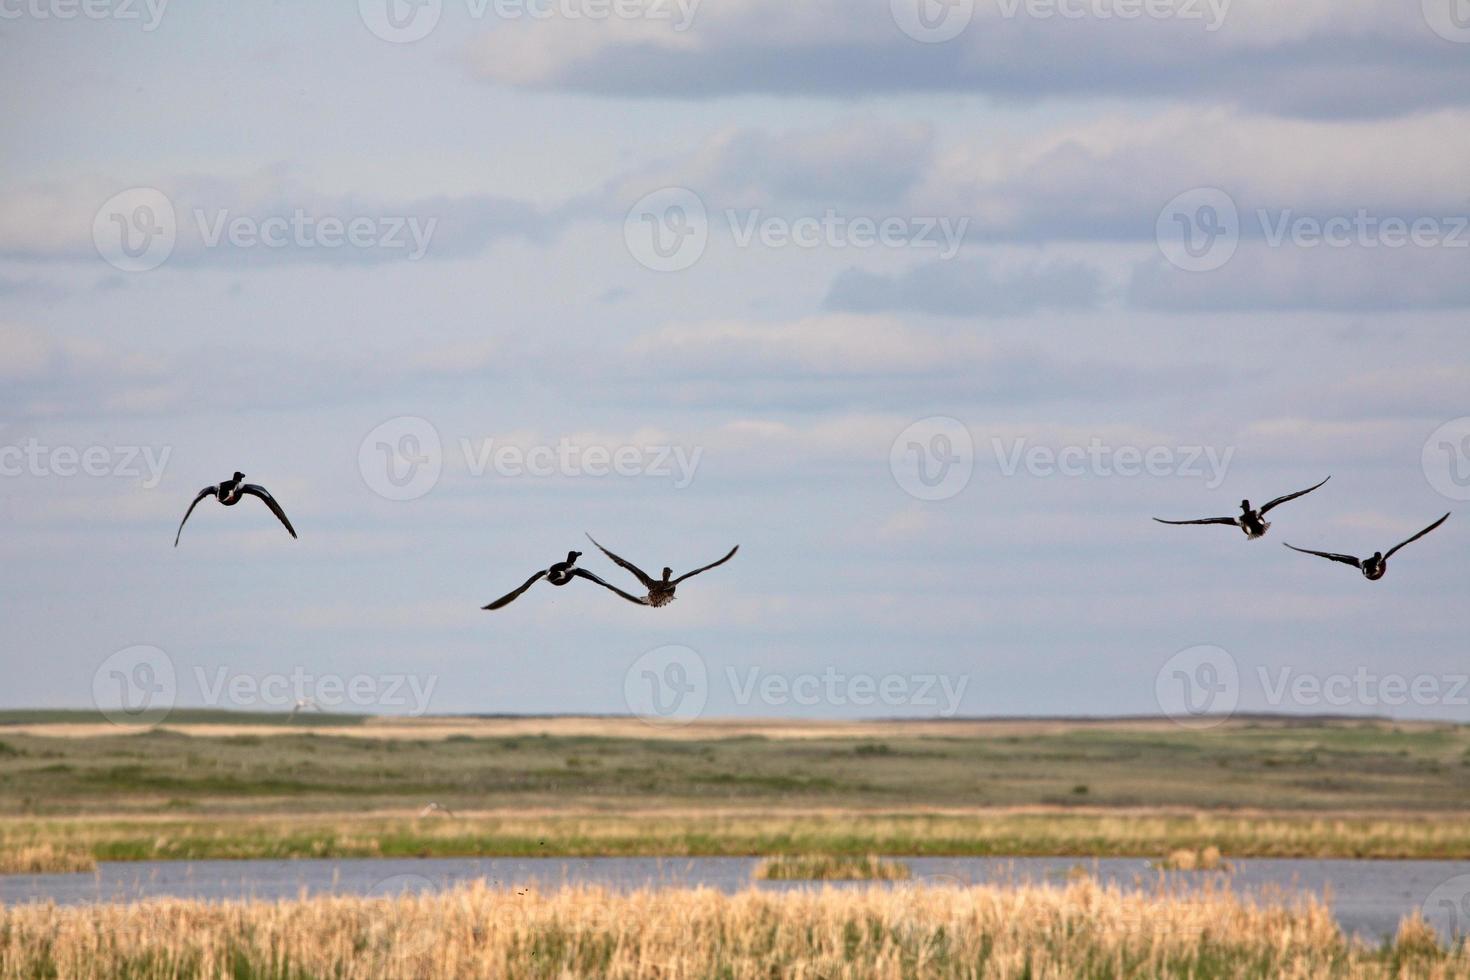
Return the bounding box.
[240,484,298,539]
[1260,476,1331,515]
[1283,543,1362,568]
[1152,517,1238,527]
[482,570,547,610]
[572,567,650,606]
[672,544,739,584]
[174,486,217,547]
[584,533,657,589]
[1385,512,1450,560]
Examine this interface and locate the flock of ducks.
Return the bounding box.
[172,471,740,608]
[172,470,1449,597]
[1153,476,1451,581]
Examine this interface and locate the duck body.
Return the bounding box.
[1238,507,1269,539]
[217,473,247,505]
[546,551,583,586]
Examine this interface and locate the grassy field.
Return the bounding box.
[4,712,1470,863]
[3,879,1465,979]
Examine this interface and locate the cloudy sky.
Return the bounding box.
[2,0,1468,723]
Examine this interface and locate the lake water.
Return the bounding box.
[5,856,1469,942]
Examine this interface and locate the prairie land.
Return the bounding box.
[3,712,1470,864]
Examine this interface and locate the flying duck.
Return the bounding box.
[1153,477,1330,540]
[584,534,739,607]
[481,550,646,610]
[175,472,298,546]
[1284,512,1450,581]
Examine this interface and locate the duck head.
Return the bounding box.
[566,550,582,564]
[661,567,673,582]
[1239,499,1252,513]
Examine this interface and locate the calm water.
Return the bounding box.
[4,856,1469,942]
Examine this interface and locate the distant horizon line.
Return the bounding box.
[0,707,1451,726]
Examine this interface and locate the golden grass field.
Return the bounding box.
[5,713,1470,868]
[5,715,1470,976]
[2,879,1464,979]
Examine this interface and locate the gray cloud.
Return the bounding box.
[824,257,1105,316]
[1129,246,1470,312]
[0,173,556,269]
[465,0,1469,119]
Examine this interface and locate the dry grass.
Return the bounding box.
[1157,846,1231,872]
[8,808,1470,862]
[0,843,96,874]
[2,879,1465,979]
[2,713,1380,742]
[754,854,912,880]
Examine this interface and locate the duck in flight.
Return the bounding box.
[1284,513,1450,581]
[585,534,739,607]
[175,472,298,547]
[482,550,646,610]
[1153,477,1330,540]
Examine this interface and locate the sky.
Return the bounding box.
[1,0,1468,725]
